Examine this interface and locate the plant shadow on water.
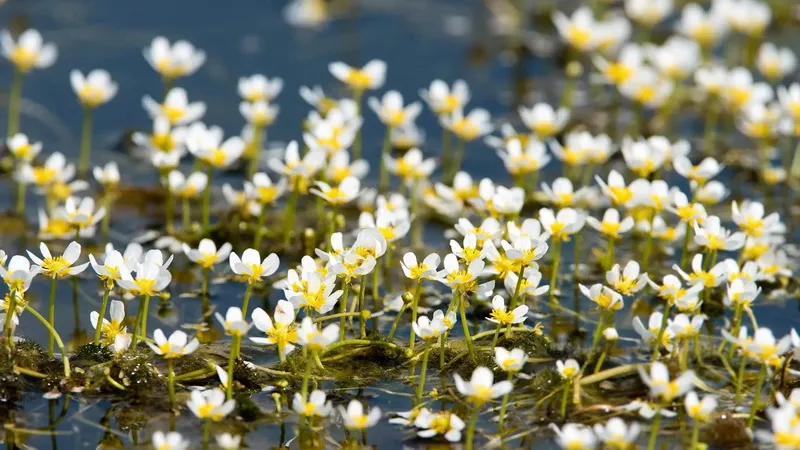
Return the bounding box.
[0,0,800,449]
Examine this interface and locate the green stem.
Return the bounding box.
[498,371,514,430]
[7,69,22,137]
[652,303,671,360]
[560,383,569,417]
[253,202,268,249]
[78,107,93,175]
[301,349,313,401]
[182,197,191,231]
[283,181,299,247]
[408,282,422,351]
[352,90,363,159]
[47,277,57,358]
[24,305,70,377]
[102,191,113,240]
[247,125,264,178]
[690,420,700,449]
[589,311,607,358]
[386,298,407,340]
[226,335,240,400]
[139,295,151,342]
[93,286,111,344]
[573,233,582,281]
[441,127,452,170]
[605,238,615,270]
[459,292,476,361]
[167,358,175,411]
[647,405,662,450]
[379,126,392,192]
[358,275,367,338]
[339,281,350,341]
[747,364,767,428]
[15,176,26,216]
[241,283,253,317]
[202,418,210,450]
[680,226,693,268]
[202,164,213,233]
[448,139,466,183]
[201,268,209,297]
[410,183,421,248]
[549,239,562,302]
[465,406,479,450]
[4,289,17,346]
[416,342,431,404]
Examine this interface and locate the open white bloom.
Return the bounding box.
[215,307,251,337]
[669,314,705,339]
[368,91,421,128]
[414,410,465,442]
[28,242,89,279]
[755,404,800,448]
[143,36,205,79]
[556,359,580,380]
[244,172,287,205]
[645,36,700,80]
[187,388,235,421]
[251,301,297,356]
[539,208,585,241]
[186,123,244,168]
[724,278,761,312]
[454,366,513,404]
[685,391,717,422]
[229,249,280,285]
[587,209,634,239]
[293,390,332,418]
[143,88,206,126]
[549,423,597,450]
[183,239,232,270]
[633,312,673,349]
[674,254,726,288]
[746,327,791,366]
[148,329,199,359]
[619,66,674,108]
[487,295,527,326]
[419,79,470,115]
[593,43,644,86]
[725,0,771,37]
[606,262,648,296]
[552,7,599,52]
[595,170,634,207]
[6,133,42,162]
[64,196,105,230]
[384,148,436,182]
[0,28,57,72]
[296,317,338,351]
[519,103,569,137]
[70,69,117,108]
[626,0,672,27]
[90,300,127,346]
[240,100,279,127]
[504,266,549,298]
[541,177,588,208]
[93,162,120,187]
[215,433,241,450]
[442,108,493,141]
[639,362,695,402]
[326,151,369,183]
[310,176,360,205]
[168,170,207,199]
[494,347,528,372]
[329,59,386,91]
[338,400,381,429]
[693,215,746,251]
[152,431,190,450]
[238,74,283,103]
[757,43,796,81]
[731,200,784,238]
[412,315,447,340]
[676,3,728,48]
[593,418,640,450]
[580,284,623,311]
[496,138,551,177]
[400,252,440,280]
[621,137,666,178]
[117,260,172,297]
[721,67,773,110]
[0,259,33,297]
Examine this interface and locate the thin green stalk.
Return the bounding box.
[78,107,93,175]
[491,324,502,348]
[15,176,26,215]
[241,283,254,317]
[386,298,407,340]
[352,90,363,159]
[167,359,175,410]
[24,305,70,377]
[690,420,700,449]
[408,282,422,351]
[202,418,210,450]
[465,406,479,450]
[47,277,57,358]
[459,292,476,361]
[139,295,151,341]
[410,182,422,248]
[747,364,767,428]
[560,382,569,417]
[226,335,240,400]
[301,350,313,401]
[93,286,111,344]
[589,311,607,358]
[415,342,431,404]
[182,197,191,230]
[358,275,367,338]
[498,371,514,430]
[253,203,268,249]
[606,238,615,270]
[7,69,23,137]
[441,126,452,168]
[379,126,392,192]
[549,239,562,302]
[283,180,300,246]
[201,268,209,297]
[201,164,213,233]
[339,281,349,341]
[247,125,264,178]
[4,289,17,349]
[647,405,662,450]
[448,139,466,182]
[680,226,693,268]
[652,303,671,360]
[102,190,113,239]
[573,233,582,280]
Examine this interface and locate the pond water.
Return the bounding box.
[1,0,799,449]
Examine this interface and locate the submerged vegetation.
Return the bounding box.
[2,0,800,448]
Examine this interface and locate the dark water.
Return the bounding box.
[0,0,798,448]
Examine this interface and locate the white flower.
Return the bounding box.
[593,43,644,86]
[685,391,717,422]
[638,361,694,402]
[187,388,235,421]
[586,208,634,239]
[538,208,585,241]
[338,400,381,429]
[593,417,639,450]
[143,88,206,126]
[70,69,117,108]
[676,3,728,47]
[143,36,205,79]
[669,314,705,339]
[326,151,369,183]
[93,162,120,187]
[240,100,279,127]
[117,260,172,297]
[215,307,251,337]
[420,79,470,115]
[296,317,338,351]
[519,103,569,137]
[186,123,244,168]
[152,431,189,450]
[619,66,674,107]
[603,328,619,341]
[384,148,436,182]
[454,366,513,404]
[693,215,746,251]
[168,171,207,198]
[414,410,465,442]
[368,90,421,128]
[625,0,673,27]
[645,36,700,80]
[746,327,791,366]
[238,74,283,102]
[329,59,386,91]
[229,249,280,284]
[215,433,241,450]
[441,108,493,141]
[434,309,457,330]
[580,284,623,311]
[725,0,771,37]
[541,177,589,208]
[552,7,599,52]
[487,295,527,326]
[731,200,785,238]
[6,133,42,162]
[64,196,106,230]
[400,252,440,280]
[292,390,332,417]
[28,241,89,279]
[90,300,127,346]
[504,267,549,298]
[549,423,597,450]
[283,0,328,28]
[496,138,551,176]
[412,315,447,341]
[147,329,199,359]
[606,262,648,296]
[88,249,125,282]
[621,137,666,177]
[720,67,773,110]
[183,239,232,270]
[250,301,297,358]
[494,347,528,372]
[244,172,287,205]
[0,28,57,72]
[556,359,580,380]
[310,176,360,205]
[757,42,796,80]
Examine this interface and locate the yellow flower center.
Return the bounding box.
[41,256,72,279]
[566,25,592,51]
[345,70,372,90]
[10,47,37,72]
[490,308,516,325]
[161,105,186,124]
